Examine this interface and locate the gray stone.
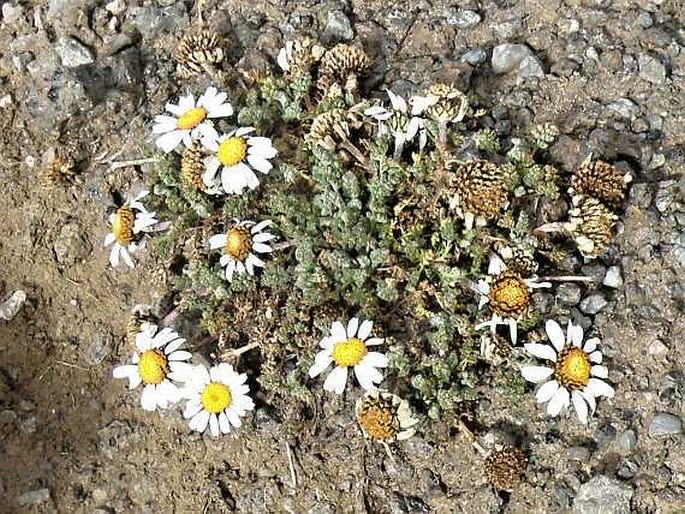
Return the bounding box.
[2,3,24,24]
[460,48,487,66]
[636,12,653,29]
[566,446,591,461]
[573,476,632,514]
[322,10,354,42]
[18,415,37,434]
[0,290,27,321]
[18,488,50,506]
[131,5,188,40]
[491,43,534,74]
[603,266,623,288]
[55,36,94,68]
[518,55,544,80]
[648,413,683,438]
[617,429,637,454]
[0,410,18,423]
[53,223,92,266]
[447,10,481,29]
[654,180,677,213]
[557,283,582,306]
[105,0,126,15]
[579,294,608,315]
[607,98,639,119]
[493,19,522,39]
[638,53,666,84]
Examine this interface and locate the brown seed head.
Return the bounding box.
[453,160,509,220]
[568,194,617,258]
[571,160,630,208]
[355,391,418,442]
[307,108,350,148]
[181,141,206,190]
[175,28,224,78]
[40,154,77,186]
[317,44,371,93]
[506,247,539,278]
[485,446,527,491]
[488,271,531,318]
[424,83,468,123]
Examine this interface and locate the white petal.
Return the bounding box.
[247,154,273,174]
[354,363,376,391]
[209,234,227,249]
[120,246,135,268]
[521,365,554,383]
[386,89,407,112]
[189,410,210,432]
[587,378,614,398]
[252,243,272,254]
[164,338,185,355]
[547,386,570,417]
[155,131,185,153]
[361,352,388,368]
[568,321,583,347]
[508,319,518,345]
[535,380,559,403]
[323,366,348,394]
[580,390,597,414]
[330,321,347,342]
[104,233,115,246]
[347,318,359,338]
[546,320,566,352]
[277,47,289,70]
[253,232,276,243]
[246,253,265,269]
[589,351,603,364]
[308,352,333,378]
[209,413,220,437]
[109,245,121,267]
[184,400,202,419]
[591,365,608,378]
[488,254,506,275]
[168,350,192,361]
[572,391,589,425]
[357,320,373,340]
[236,126,255,137]
[207,103,233,119]
[524,343,557,362]
[584,338,599,353]
[364,337,384,346]
[140,384,158,411]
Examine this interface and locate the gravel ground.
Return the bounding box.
[0,0,683,512]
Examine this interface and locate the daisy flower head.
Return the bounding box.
[473,254,551,344]
[364,89,426,159]
[152,86,234,153]
[308,318,388,394]
[209,219,276,282]
[112,323,193,411]
[182,363,255,437]
[521,319,614,424]
[356,390,419,442]
[202,127,278,195]
[104,190,159,269]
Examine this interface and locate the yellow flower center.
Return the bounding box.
[331,337,367,367]
[111,206,134,246]
[176,107,207,130]
[357,398,398,441]
[201,382,232,414]
[554,347,591,390]
[217,136,247,167]
[137,349,169,385]
[224,227,252,261]
[488,272,530,318]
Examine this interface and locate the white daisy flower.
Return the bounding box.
[112,323,193,411]
[521,319,614,424]
[308,318,388,394]
[152,86,234,153]
[202,127,278,195]
[364,89,426,159]
[104,191,159,269]
[473,254,551,344]
[209,219,276,282]
[182,363,255,437]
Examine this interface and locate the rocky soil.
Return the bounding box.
[0,0,683,512]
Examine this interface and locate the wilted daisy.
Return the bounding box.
[152,86,234,153]
[474,254,551,344]
[356,390,418,442]
[410,83,468,145]
[104,191,159,268]
[521,319,614,424]
[209,219,276,282]
[202,127,278,195]
[308,318,387,394]
[364,89,426,159]
[112,323,193,411]
[277,38,325,76]
[182,363,255,437]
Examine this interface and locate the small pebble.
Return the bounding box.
[447,10,481,29]
[55,36,95,68]
[18,488,50,506]
[0,291,27,321]
[322,10,354,42]
[556,283,582,306]
[647,340,669,355]
[566,446,591,461]
[648,413,683,438]
[460,48,487,66]
[617,429,637,455]
[603,266,623,289]
[638,53,666,84]
[579,294,608,315]
[491,43,534,74]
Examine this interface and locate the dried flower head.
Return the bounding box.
[277,38,325,76]
[355,390,418,442]
[571,160,631,208]
[175,28,224,78]
[567,194,617,258]
[410,83,468,124]
[39,147,77,186]
[181,141,207,191]
[485,446,527,492]
[317,44,371,95]
[498,246,539,278]
[452,160,509,229]
[307,108,351,150]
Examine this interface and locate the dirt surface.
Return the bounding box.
[1,0,684,513]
